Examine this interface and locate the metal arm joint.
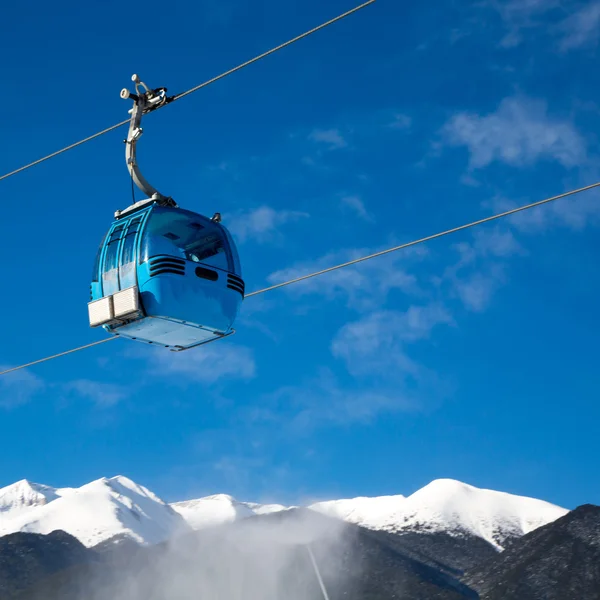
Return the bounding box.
[120,74,177,207]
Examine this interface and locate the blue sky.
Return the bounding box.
[1,0,600,510]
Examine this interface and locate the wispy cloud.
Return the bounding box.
[147,343,256,385]
[388,113,412,130]
[253,306,454,432]
[557,2,600,51]
[63,379,129,408]
[470,227,526,258]
[452,265,508,312]
[489,0,559,47]
[441,226,525,312]
[260,369,417,431]
[226,206,309,244]
[266,243,426,311]
[485,191,600,232]
[331,304,453,377]
[308,128,348,150]
[340,195,374,222]
[487,0,600,51]
[0,368,44,409]
[441,95,586,170]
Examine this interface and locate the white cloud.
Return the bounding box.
[442,96,586,170]
[0,368,44,409]
[254,305,453,431]
[340,195,374,222]
[500,0,557,18]
[469,227,526,259]
[488,0,600,51]
[490,0,559,47]
[441,226,524,312]
[388,113,412,130]
[258,369,418,432]
[452,265,508,312]
[226,205,309,244]
[207,161,231,173]
[331,305,453,377]
[558,2,600,51]
[308,128,348,150]
[266,244,426,311]
[485,191,600,232]
[64,379,129,408]
[149,343,256,385]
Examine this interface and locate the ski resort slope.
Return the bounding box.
[0,476,189,547]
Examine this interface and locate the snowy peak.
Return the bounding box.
[0,475,189,548]
[244,501,290,516]
[402,478,569,547]
[171,494,292,529]
[0,476,569,553]
[310,479,569,550]
[98,475,172,508]
[172,494,261,529]
[171,480,567,550]
[309,493,407,531]
[0,479,59,515]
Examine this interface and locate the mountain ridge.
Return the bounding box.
[466,504,600,599]
[308,478,568,549]
[0,475,568,552]
[0,475,188,547]
[3,502,599,600]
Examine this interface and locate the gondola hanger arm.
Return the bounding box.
[0,1,377,184]
[118,74,177,213]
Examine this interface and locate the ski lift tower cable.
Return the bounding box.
[0,0,377,183]
[1,179,598,377]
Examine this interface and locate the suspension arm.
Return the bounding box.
[120,74,176,205]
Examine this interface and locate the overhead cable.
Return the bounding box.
[245,181,600,297]
[1,180,597,377]
[0,338,118,376]
[0,0,376,183]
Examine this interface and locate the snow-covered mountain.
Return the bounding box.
[172,479,568,550]
[171,494,289,529]
[0,479,60,516]
[309,479,569,550]
[0,476,568,552]
[0,476,189,547]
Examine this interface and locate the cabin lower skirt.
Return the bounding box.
[105,315,234,351]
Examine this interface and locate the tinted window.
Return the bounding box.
[121,217,142,267]
[104,225,124,273]
[119,217,142,289]
[141,207,232,271]
[102,224,125,295]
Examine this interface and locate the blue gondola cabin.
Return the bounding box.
[88,200,244,351]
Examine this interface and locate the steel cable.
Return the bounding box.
[0,0,376,183]
[1,180,597,377]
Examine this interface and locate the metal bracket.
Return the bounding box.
[120,74,177,207]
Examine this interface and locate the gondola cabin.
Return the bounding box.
[88,200,244,351]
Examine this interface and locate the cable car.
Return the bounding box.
[88,75,244,351]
